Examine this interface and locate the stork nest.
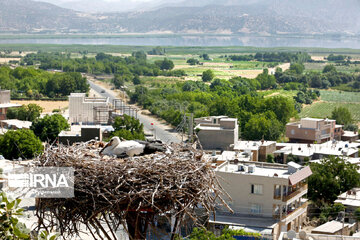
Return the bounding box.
[34,141,231,239]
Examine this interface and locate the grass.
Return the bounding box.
[299,102,360,121]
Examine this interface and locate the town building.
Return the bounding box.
[0,119,32,130]
[194,116,238,150]
[210,160,312,239]
[286,118,342,143]
[58,125,113,145]
[335,188,360,224]
[0,90,21,120]
[342,131,359,142]
[274,141,360,163]
[311,220,356,236]
[68,93,111,124]
[232,140,276,162]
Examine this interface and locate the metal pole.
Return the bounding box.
[189,113,194,143]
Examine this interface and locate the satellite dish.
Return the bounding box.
[299,230,307,240]
[287,230,296,239]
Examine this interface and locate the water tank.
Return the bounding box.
[248,165,256,173]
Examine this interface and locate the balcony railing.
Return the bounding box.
[282,183,308,202]
[280,202,308,221]
[273,202,308,220]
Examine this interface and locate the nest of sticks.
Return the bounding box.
[34,141,231,239]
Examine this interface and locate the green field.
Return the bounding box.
[260,89,298,99]
[299,102,360,121]
[304,62,360,73]
[320,90,360,102]
[3,43,360,55]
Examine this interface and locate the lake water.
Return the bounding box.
[1,35,360,49]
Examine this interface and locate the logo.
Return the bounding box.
[3,167,74,198]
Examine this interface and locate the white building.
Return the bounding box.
[274,141,360,163]
[68,93,111,124]
[211,161,312,239]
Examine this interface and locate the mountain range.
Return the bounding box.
[1,0,359,35]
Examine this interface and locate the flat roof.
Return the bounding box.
[301,117,324,121]
[233,140,276,150]
[209,212,278,230]
[0,103,21,108]
[216,161,291,179]
[275,141,360,157]
[1,119,32,129]
[312,220,350,234]
[343,131,359,137]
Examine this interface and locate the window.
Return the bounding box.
[250,203,262,214]
[274,185,281,199]
[251,184,263,195]
[291,129,295,135]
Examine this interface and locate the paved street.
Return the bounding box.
[88,80,182,144]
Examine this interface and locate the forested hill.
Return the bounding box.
[0,0,359,35]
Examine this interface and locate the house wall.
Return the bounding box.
[0,108,7,120]
[59,127,102,145]
[0,90,10,104]
[216,171,288,217]
[198,129,235,150]
[286,125,317,143]
[69,94,110,124]
[259,143,276,161]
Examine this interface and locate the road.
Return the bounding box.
[88,80,182,144]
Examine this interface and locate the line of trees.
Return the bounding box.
[228,52,311,63]
[130,75,296,141]
[21,52,185,80]
[0,66,89,99]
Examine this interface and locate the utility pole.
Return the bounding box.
[188,113,194,143]
[341,211,345,240]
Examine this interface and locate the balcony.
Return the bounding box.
[280,202,308,221]
[273,202,308,221]
[282,183,308,202]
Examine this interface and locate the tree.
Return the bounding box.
[154,58,174,70]
[202,69,214,82]
[0,129,43,159]
[0,192,31,239]
[323,64,337,73]
[242,114,283,141]
[355,208,360,221]
[331,107,353,125]
[0,192,57,240]
[187,227,261,240]
[308,157,360,204]
[31,114,70,142]
[199,54,210,60]
[7,104,43,122]
[266,154,275,163]
[290,63,305,74]
[186,58,200,65]
[111,115,145,140]
[131,51,147,61]
[132,75,141,85]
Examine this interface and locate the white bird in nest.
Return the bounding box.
[99,136,166,157]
